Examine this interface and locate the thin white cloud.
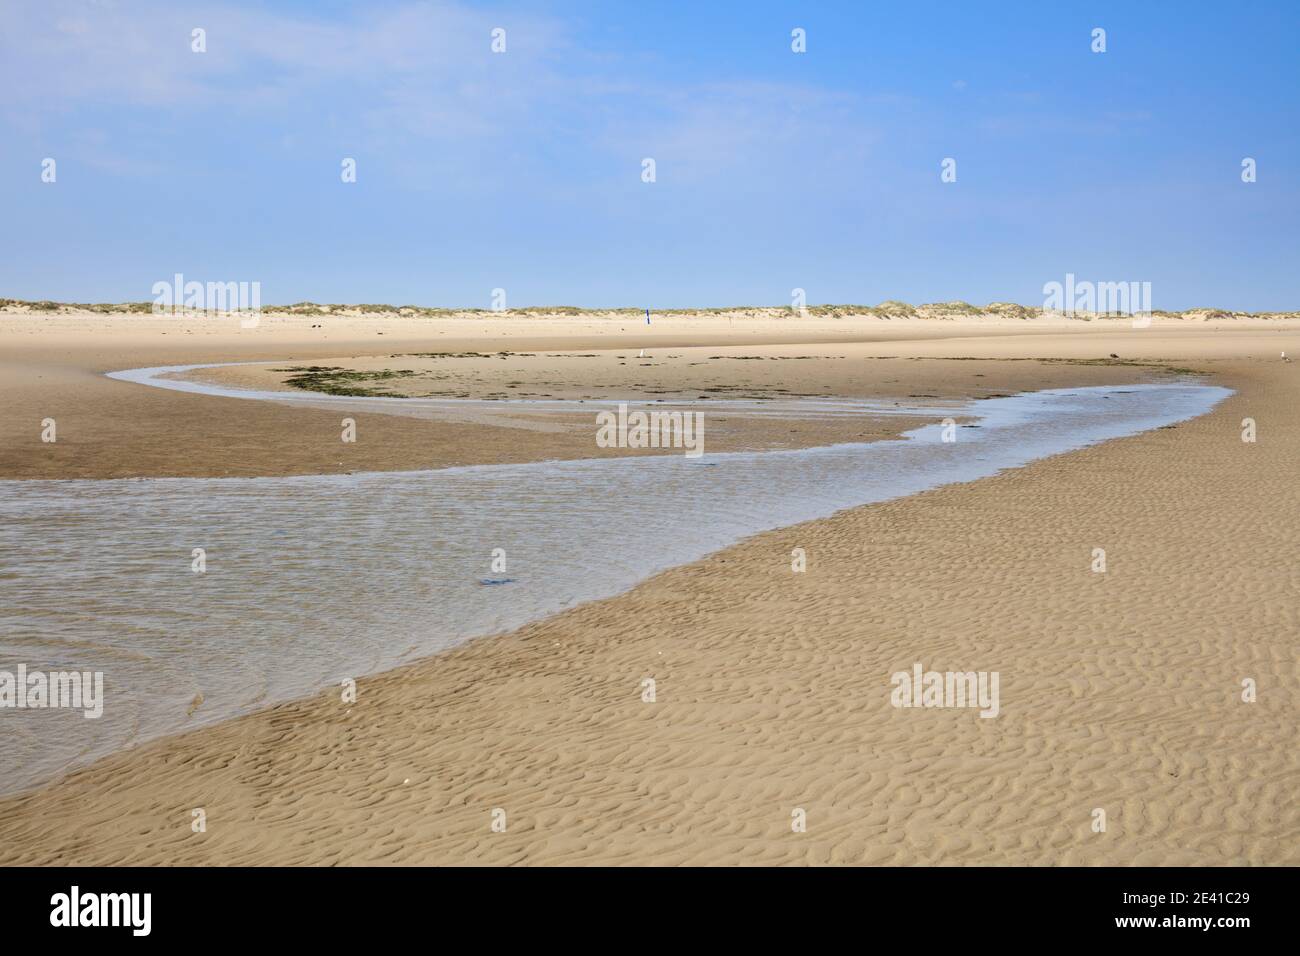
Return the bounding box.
[2,0,887,196]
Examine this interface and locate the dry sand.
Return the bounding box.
[0,311,1296,864]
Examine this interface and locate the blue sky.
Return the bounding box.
[2,0,1297,309]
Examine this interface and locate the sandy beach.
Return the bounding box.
[1,309,1297,865]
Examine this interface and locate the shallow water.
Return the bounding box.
[0,380,1230,795]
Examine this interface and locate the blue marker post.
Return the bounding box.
[645,308,651,325]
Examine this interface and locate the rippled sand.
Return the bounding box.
[0,383,1228,796]
[0,314,1296,865]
